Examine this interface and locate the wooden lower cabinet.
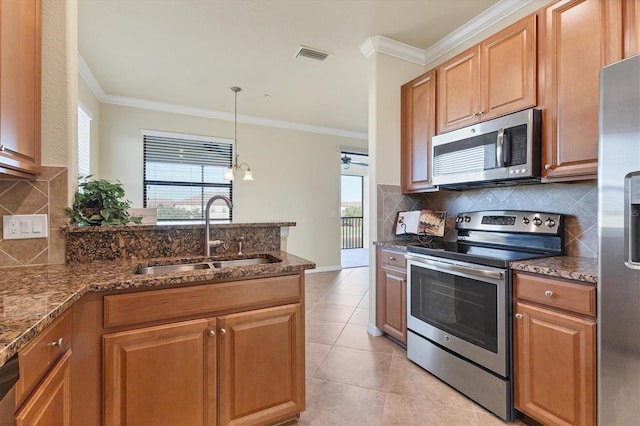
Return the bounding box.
[376,247,407,344]
[103,319,217,426]
[218,304,304,425]
[15,350,71,426]
[103,303,304,426]
[514,301,596,426]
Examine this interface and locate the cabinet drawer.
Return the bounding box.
[380,248,406,270]
[104,274,302,328]
[16,309,72,405]
[514,273,596,316]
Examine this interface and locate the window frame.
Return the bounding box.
[142,129,234,223]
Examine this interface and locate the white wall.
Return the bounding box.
[78,77,101,177]
[98,103,367,269]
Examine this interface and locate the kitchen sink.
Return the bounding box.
[133,256,279,275]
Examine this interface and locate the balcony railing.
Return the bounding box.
[341,216,363,249]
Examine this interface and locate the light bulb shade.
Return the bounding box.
[224,167,235,180]
[243,169,254,181]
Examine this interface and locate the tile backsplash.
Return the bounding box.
[0,167,68,266]
[378,181,598,258]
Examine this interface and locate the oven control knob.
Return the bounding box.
[545,218,556,228]
[456,216,463,223]
[532,217,542,226]
[464,216,471,223]
[522,217,530,225]
[444,335,450,342]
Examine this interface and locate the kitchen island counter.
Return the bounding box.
[0,250,314,367]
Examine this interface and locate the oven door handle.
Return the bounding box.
[406,255,505,280]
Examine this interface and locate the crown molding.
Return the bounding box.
[360,36,424,65]
[78,55,368,141]
[360,0,536,66]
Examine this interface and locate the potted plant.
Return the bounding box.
[64,176,142,226]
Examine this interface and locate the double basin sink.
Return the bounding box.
[134,255,280,275]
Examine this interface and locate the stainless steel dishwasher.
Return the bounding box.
[0,354,18,425]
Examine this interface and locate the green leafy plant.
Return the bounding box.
[64,176,142,226]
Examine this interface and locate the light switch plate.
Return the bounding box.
[3,214,48,240]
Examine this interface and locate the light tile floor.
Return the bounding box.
[297,267,525,426]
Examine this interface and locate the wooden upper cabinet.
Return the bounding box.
[437,15,537,133]
[623,0,640,57]
[480,14,537,121]
[437,46,481,133]
[542,0,623,181]
[401,69,437,193]
[0,0,41,178]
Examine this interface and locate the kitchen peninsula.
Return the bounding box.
[0,222,314,425]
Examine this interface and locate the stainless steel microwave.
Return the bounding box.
[431,108,541,189]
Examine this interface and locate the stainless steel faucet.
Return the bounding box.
[204,195,233,256]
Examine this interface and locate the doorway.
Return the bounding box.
[340,151,369,268]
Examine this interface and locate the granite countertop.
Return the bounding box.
[372,240,415,251]
[510,256,598,284]
[61,221,296,233]
[0,250,314,367]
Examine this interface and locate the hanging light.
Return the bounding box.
[224,86,254,181]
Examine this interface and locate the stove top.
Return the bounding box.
[405,210,564,268]
[406,242,553,269]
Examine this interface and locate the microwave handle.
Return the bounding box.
[497,129,505,167]
[496,128,511,167]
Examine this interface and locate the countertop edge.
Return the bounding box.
[0,250,314,367]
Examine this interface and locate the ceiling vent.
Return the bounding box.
[293,46,330,64]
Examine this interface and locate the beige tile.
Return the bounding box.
[48,229,66,264]
[319,291,364,308]
[308,303,355,323]
[387,355,476,410]
[358,294,370,309]
[0,181,47,214]
[380,392,480,426]
[306,342,332,379]
[48,168,69,228]
[315,346,392,391]
[305,320,346,346]
[330,282,370,296]
[305,289,329,305]
[348,307,369,325]
[298,378,385,425]
[334,324,396,355]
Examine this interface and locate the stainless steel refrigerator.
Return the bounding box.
[598,53,640,425]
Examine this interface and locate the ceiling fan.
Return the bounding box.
[341,153,368,169]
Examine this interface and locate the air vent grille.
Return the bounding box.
[294,46,330,64]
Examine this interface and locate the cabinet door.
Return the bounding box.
[376,267,407,344]
[542,0,623,180]
[0,0,41,178]
[16,350,71,426]
[103,319,217,426]
[437,46,481,133]
[514,302,596,426]
[401,69,437,193]
[623,0,640,57]
[481,14,537,121]
[218,304,304,425]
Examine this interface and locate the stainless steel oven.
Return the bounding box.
[405,210,564,421]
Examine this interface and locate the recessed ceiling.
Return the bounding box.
[78,0,503,135]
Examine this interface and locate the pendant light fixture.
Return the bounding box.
[224,86,254,181]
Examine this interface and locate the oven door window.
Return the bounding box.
[410,265,498,353]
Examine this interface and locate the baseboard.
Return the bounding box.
[306,265,342,273]
[367,323,384,336]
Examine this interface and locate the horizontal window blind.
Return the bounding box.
[143,132,233,222]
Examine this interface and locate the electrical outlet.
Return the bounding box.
[3,214,48,240]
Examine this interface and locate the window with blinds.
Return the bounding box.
[78,107,91,177]
[143,131,233,222]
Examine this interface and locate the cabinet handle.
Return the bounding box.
[472,112,478,116]
[208,330,215,337]
[544,164,552,170]
[0,145,4,152]
[479,110,484,115]
[389,256,396,261]
[515,313,523,319]
[49,338,64,347]
[544,290,554,297]
[219,328,227,336]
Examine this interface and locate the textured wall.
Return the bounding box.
[0,167,68,266]
[378,181,598,258]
